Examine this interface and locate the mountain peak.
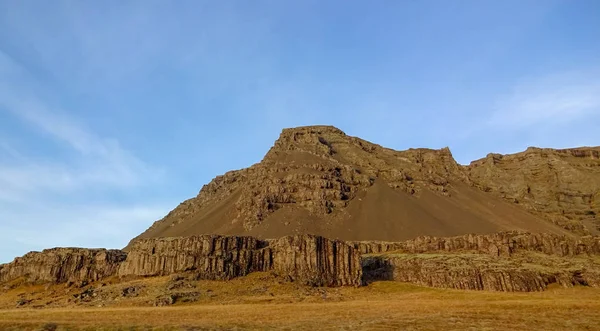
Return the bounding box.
[129,126,599,246]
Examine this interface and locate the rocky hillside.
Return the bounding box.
[130,126,599,243]
[468,147,600,233]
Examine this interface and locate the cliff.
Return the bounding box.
[119,235,271,280]
[362,253,600,292]
[1,235,362,288]
[2,232,599,292]
[0,248,126,284]
[268,235,362,286]
[351,231,600,256]
[120,234,361,287]
[358,232,600,292]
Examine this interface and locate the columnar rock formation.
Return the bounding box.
[1,235,363,287]
[357,232,600,291]
[361,254,600,291]
[0,248,126,284]
[120,234,361,287]
[2,232,599,292]
[269,235,362,286]
[351,231,600,257]
[119,235,271,280]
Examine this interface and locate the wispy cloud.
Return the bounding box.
[0,50,165,262]
[0,50,160,196]
[1,203,173,262]
[489,70,600,129]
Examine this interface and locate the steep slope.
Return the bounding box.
[468,147,600,233]
[130,126,584,244]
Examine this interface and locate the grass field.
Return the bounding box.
[1,280,599,330]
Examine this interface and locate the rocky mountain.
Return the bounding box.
[2,125,599,301]
[130,125,599,244]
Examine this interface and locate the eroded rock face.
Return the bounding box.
[118,235,272,279]
[269,235,362,286]
[358,232,600,292]
[352,232,600,257]
[362,254,598,292]
[1,235,362,287]
[0,248,126,284]
[2,232,599,292]
[468,147,600,233]
[119,234,362,287]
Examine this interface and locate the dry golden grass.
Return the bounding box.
[1,279,600,330]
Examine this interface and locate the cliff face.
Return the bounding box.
[352,231,600,257]
[0,248,126,284]
[269,235,362,286]
[362,253,600,292]
[120,234,362,287]
[1,233,599,292]
[468,147,600,233]
[0,235,362,287]
[118,235,271,280]
[359,232,600,292]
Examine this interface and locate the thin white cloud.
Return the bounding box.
[0,49,166,262]
[0,203,173,262]
[0,50,161,198]
[489,70,600,128]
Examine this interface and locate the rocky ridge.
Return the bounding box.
[2,232,599,292]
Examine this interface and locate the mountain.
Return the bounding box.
[129,126,599,245]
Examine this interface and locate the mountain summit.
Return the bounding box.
[130,126,599,245]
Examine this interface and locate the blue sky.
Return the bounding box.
[1,0,599,263]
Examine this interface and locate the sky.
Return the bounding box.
[1,0,599,263]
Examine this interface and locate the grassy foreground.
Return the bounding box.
[1,280,600,331]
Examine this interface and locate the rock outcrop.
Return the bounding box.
[352,231,600,257]
[357,232,600,292]
[362,253,600,291]
[468,147,600,233]
[0,248,126,284]
[119,235,271,280]
[1,232,599,292]
[269,235,362,286]
[0,235,362,287]
[120,234,362,287]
